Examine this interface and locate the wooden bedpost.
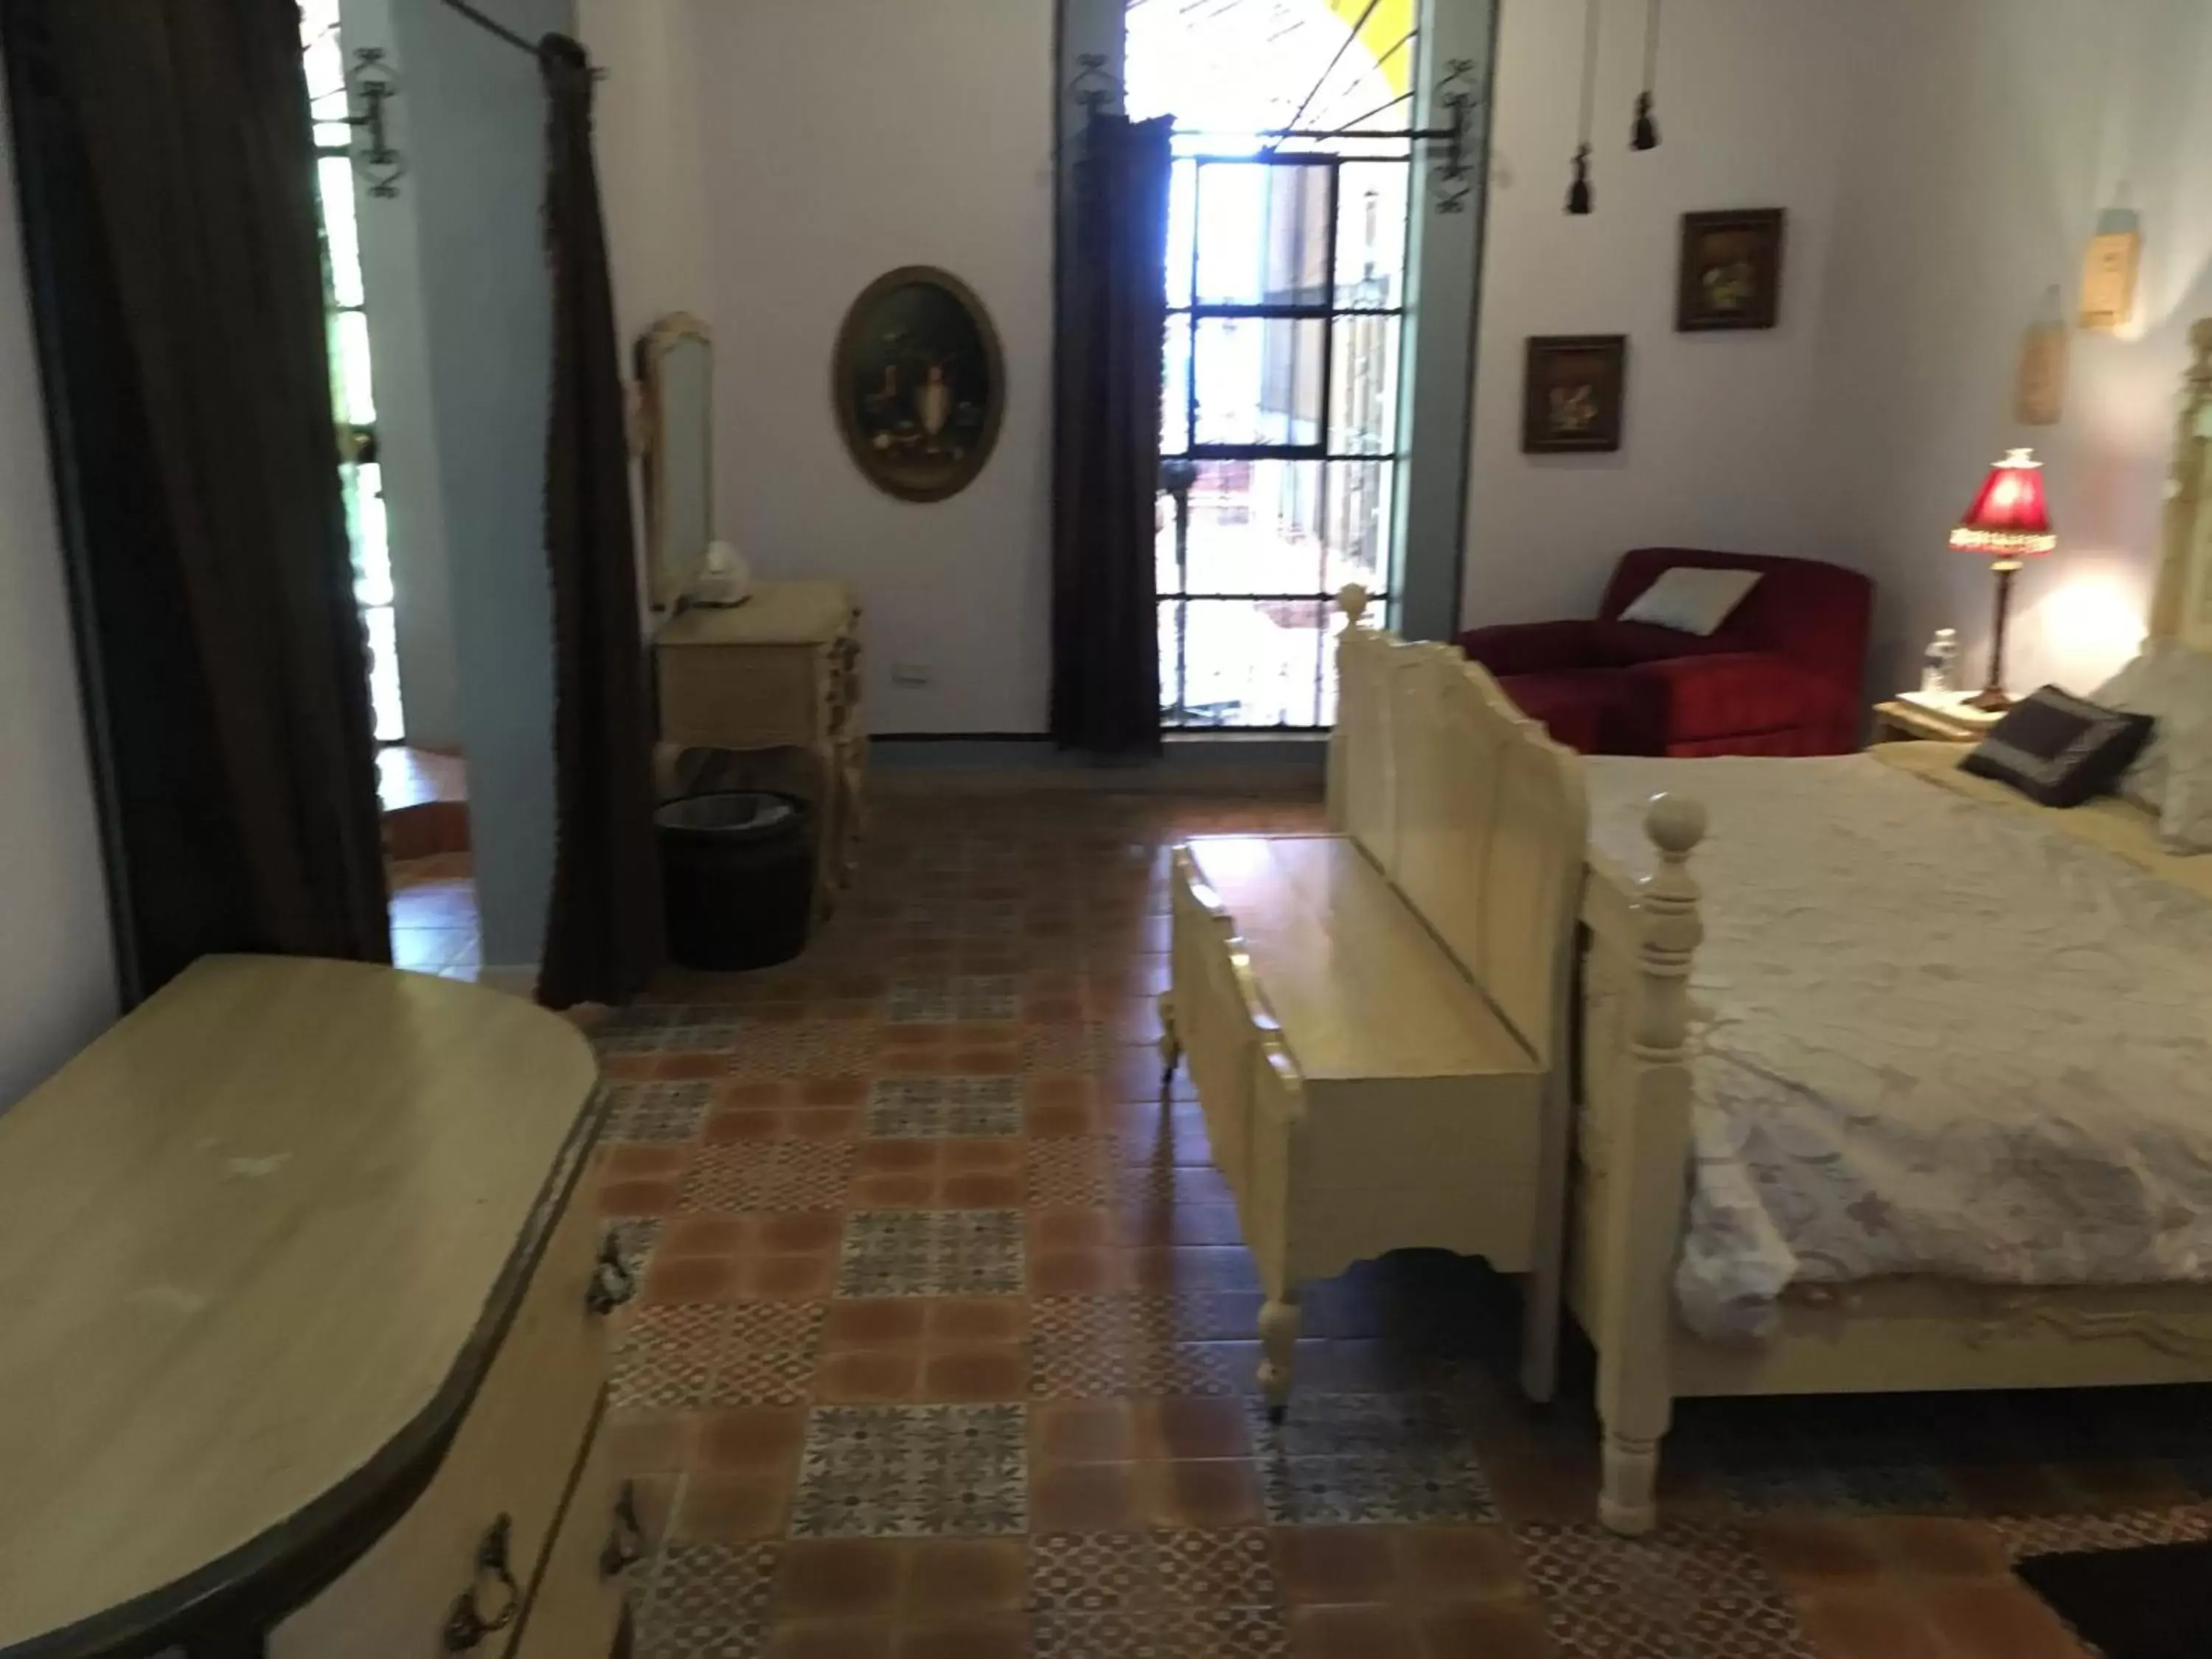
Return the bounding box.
[2152,320,2212,642]
[1596,792,1707,1536]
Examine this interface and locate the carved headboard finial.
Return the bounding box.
[1644,793,1708,862]
[1338,583,1371,625]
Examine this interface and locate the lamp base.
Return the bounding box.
[1966,686,2014,714]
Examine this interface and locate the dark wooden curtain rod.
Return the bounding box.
[439,0,538,56]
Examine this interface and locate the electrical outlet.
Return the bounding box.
[890,661,933,688]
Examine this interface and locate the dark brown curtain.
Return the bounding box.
[4,0,389,1001]
[1051,113,1173,757]
[535,37,663,1009]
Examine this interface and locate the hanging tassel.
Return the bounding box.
[1631,0,1661,149]
[1568,0,1599,213]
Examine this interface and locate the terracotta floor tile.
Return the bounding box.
[759,1211,846,1254]
[1946,1462,2073,1516]
[1032,1462,1141,1532]
[815,1348,922,1402]
[1863,1517,2010,1579]
[929,1296,1029,1344]
[852,1172,940,1208]
[1479,1450,1600,1526]
[1274,1526,1399,1604]
[1030,1208,1116,1251]
[657,1054,731,1081]
[1147,1459,1263,1529]
[1791,1590,1946,1659]
[643,1253,741,1305]
[776,1539,908,1619]
[720,1080,794,1110]
[625,1472,681,1543]
[1920,1580,2087,1659]
[1140,1398,1251,1462]
[1034,1400,1138,1465]
[762,1619,896,1659]
[895,1617,1028,1659]
[1023,1072,1091,1106]
[949,1048,1022,1076]
[673,1469,793,1541]
[600,1177,683,1217]
[902,1539,1029,1616]
[602,1407,697,1474]
[920,1345,1028,1402]
[942,1171,1028,1208]
[801,1078,872,1107]
[942,1140,1024,1175]
[603,1142,689,1180]
[742,1253,838,1301]
[1026,1102,1096,1137]
[1033,1248,1122,1297]
[1024,995,1086,1023]
[824,1298,931,1349]
[858,1141,942,1175]
[1748,1518,1885,1590]
[706,1109,787,1144]
[696,1405,808,1472]
[791,1107,863,1141]
[661,1214,754,1258]
[1414,1598,1555,1659]
[1288,1603,1422,1659]
[1390,1526,1526,1602]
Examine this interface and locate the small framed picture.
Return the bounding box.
[1522,335,1628,453]
[1677,208,1787,331]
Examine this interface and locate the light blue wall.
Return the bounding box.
[380,0,575,971]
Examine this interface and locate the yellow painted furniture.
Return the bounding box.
[656,578,865,918]
[0,956,630,1659]
[1161,588,1585,1414]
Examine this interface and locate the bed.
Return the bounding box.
[1335,319,2212,1537]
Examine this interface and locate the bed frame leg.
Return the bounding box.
[1600,1429,1662,1536]
[1156,990,1180,1085]
[1259,1291,1302,1422]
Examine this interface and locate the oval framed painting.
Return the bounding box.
[832,265,1005,503]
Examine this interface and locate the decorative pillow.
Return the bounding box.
[1616,568,1763,637]
[2090,640,2212,849]
[1959,686,2155,808]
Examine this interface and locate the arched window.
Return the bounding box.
[1127,1,1421,728]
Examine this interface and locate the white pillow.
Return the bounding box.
[1617,567,1763,637]
[2091,639,2212,852]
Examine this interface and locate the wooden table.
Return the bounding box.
[1869,695,2002,745]
[656,580,864,917]
[0,957,626,1659]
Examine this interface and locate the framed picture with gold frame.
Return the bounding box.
[832,265,1005,504]
[1522,335,1628,454]
[1677,209,1786,332]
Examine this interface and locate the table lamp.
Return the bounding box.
[1950,448,2056,712]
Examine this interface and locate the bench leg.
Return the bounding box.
[1600,1426,1663,1537]
[1258,1290,1302,1423]
[1156,989,1180,1085]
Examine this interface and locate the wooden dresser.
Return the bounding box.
[655,579,865,917]
[0,956,629,1659]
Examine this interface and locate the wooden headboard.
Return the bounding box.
[2150,317,2212,655]
[1326,587,1589,1068]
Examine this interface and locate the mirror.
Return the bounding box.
[640,313,713,610]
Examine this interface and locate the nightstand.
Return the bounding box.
[1869,695,2003,745]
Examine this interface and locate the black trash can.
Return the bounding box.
[656,791,815,972]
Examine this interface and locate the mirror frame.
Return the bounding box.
[638,311,714,612]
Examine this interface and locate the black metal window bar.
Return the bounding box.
[1158,141,1413,730]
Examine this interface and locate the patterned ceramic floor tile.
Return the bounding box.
[613,1305,728,1410]
[606,1081,715,1143]
[838,1209,1026,1297]
[1152,1528,1280,1608]
[1030,1139,1113,1207]
[887,974,1022,1023]
[681,1144,854,1212]
[790,1404,1029,1537]
[863,1077,1023,1138]
[704,1303,826,1406]
[1030,1531,1158,1613]
[1248,1395,1495,1526]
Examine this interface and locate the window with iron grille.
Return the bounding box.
[1130,0,1418,730]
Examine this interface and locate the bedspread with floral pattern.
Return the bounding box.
[1586,755,2212,1343]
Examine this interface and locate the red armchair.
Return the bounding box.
[1456,549,1873,757]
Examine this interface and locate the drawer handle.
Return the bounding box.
[599,1480,647,1578]
[442,1514,520,1652]
[585,1231,638,1315]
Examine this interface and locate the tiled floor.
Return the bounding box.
[591,787,2212,1658]
[389,852,481,980]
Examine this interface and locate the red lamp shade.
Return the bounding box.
[1950,447,2056,557]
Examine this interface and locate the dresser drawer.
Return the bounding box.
[509,1414,636,1659]
[658,641,827,750]
[271,1181,619,1659]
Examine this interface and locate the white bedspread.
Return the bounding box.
[1585,755,2212,1344]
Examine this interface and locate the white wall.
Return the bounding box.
[0,82,116,1104]
[664,0,1056,733]
[1814,0,2212,698]
[1462,0,1863,629]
